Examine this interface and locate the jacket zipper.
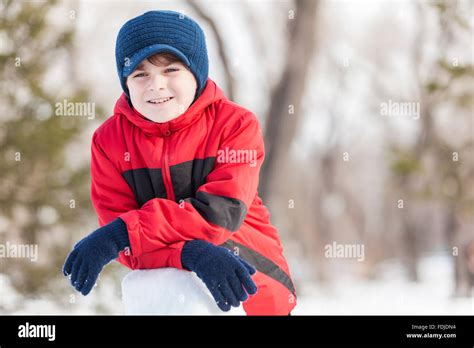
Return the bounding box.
[161,132,176,202]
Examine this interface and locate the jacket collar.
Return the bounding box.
[114,78,225,137]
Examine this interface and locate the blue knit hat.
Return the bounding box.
[115,10,209,100]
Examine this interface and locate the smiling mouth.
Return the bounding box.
[147,97,174,105]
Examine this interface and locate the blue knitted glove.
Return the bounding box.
[63,218,130,295]
[181,239,258,312]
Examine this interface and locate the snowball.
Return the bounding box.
[121,268,246,315]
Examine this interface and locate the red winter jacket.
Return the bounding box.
[90,78,297,315]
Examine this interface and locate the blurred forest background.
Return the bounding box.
[0,0,473,314]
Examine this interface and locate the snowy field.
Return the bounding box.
[292,252,473,315]
[0,252,472,315]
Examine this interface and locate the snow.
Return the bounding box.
[0,273,124,315]
[1,253,471,315]
[292,252,474,315]
[121,268,246,315]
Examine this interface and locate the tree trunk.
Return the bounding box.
[260,0,319,202]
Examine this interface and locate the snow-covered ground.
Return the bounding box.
[0,253,472,315]
[0,272,125,315]
[293,252,474,315]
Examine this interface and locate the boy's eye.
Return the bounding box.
[133,72,147,78]
[165,67,179,73]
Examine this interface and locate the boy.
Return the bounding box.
[63,10,296,315]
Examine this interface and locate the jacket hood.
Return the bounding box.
[113,78,226,137]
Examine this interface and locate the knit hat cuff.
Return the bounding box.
[122,44,191,78]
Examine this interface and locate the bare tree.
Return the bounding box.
[260,0,319,202]
[186,0,235,100]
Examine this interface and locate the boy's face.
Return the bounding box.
[126,56,197,123]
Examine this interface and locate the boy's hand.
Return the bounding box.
[181,239,258,312]
[62,218,130,295]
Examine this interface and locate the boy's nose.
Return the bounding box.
[148,74,167,91]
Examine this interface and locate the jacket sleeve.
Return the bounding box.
[118,112,265,259]
[90,131,185,270]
